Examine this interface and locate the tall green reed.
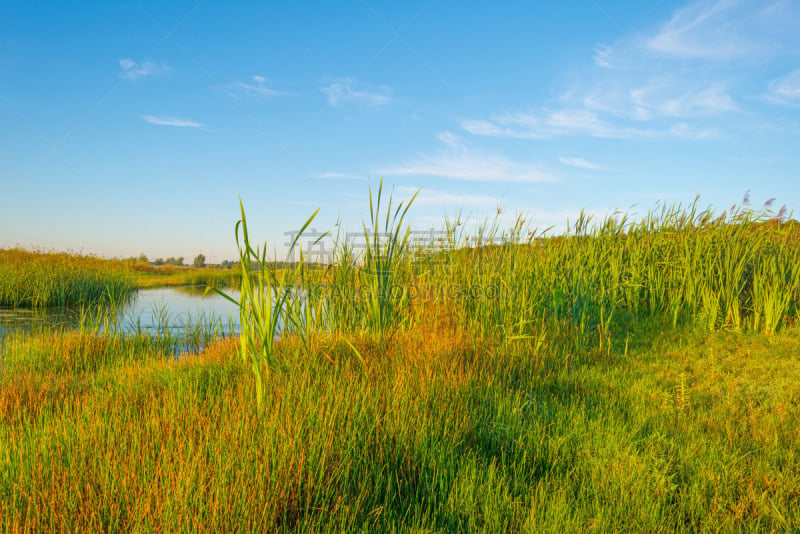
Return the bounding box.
[323,223,361,333]
[0,248,135,308]
[285,250,328,358]
[360,179,418,336]
[434,197,798,345]
[210,198,322,410]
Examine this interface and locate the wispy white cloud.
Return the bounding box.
[647,0,756,60]
[645,0,800,61]
[593,45,615,69]
[668,122,719,139]
[436,131,462,148]
[631,82,737,119]
[321,134,553,186]
[141,115,203,128]
[381,136,555,183]
[462,97,725,141]
[383,152,553,183]
[462,110,657,140]
[225,75,287,99]
[573,81,737,124]
[321,78,392,107]
[395,186,499,208]
[318,172,368,180]
[462,0,794,143]
[765,69,800,106]
[576,81,738,125]
[593,0,800,70]
[558,157,609,171]
[119,58,171,80]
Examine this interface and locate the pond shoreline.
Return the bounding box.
[0,285,241,338]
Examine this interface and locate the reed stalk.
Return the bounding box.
[209,198,322,410]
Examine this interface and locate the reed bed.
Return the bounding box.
[305,198,800,346]
[434,201,800,341]
[0,248,135,308]
[135,264,243,289]
[1,192,799,530]
[135,263,327,290]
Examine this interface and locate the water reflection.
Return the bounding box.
[121,287,241,334]
[0,287,241,337]
[0,307,77,335]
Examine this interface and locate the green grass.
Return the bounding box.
[1,193,799,531]
[0,248,136,308]
[1,319,798,531]
[133,263,243,289]
[133,260,328,290]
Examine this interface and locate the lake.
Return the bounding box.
[0,286,241,337]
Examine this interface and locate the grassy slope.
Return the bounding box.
[1,318,798,531]
[2,204,799,530]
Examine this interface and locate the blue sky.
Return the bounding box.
[1,0,798,263]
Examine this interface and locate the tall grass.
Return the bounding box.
[360,179,418,336]
[425,199,800,343]
[2,189,800,530]
[0,248,136,308]
[297,194,799,357]
[135,265,242,289]
[2,312,799,530]
[210,198,323,410]
[223,190,799,359]
[319,223,361,333]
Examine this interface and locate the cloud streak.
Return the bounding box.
[646,0,756,60]
[765,70,800,106]
[225,75,288,99]
[318,172,368,180]
[462,110,658,140]
[141,115,203,128]
[119,58,171,80]
[321,78,392,107]
[558,157,608,171]
[459,0,800,143]
[645,0,799,61]
[324,134,556,185]
[395,186,499,208]
[668,123,719,140]
[382,144,555,184]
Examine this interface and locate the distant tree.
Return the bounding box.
[154,258,164,266]
[193,254,206,268]
[176,257,184,267]
[137,253,148,264]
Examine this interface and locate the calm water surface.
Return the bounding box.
[0,287,241,337]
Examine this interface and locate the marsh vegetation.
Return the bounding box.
[1,187,799,531]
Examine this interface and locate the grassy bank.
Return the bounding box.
[0,249,247,303]
[304,199,800,341]
[133,263,242,289]
[1,316,798,530]
[1,194,799,530]
[133,263,327,289]
[0,248,136,308]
